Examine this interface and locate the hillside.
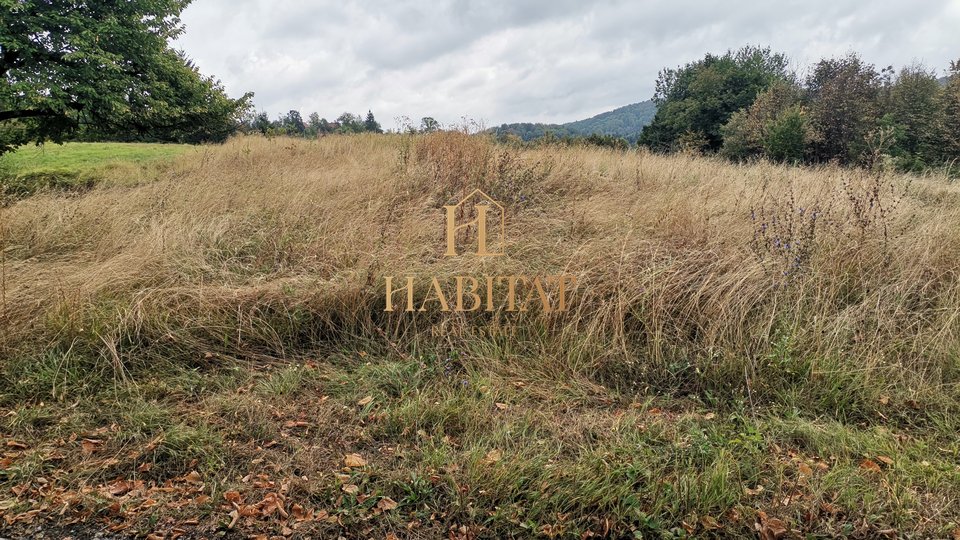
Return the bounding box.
[1,135,959,538]
[492,100,657,142]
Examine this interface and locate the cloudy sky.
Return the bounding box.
[173,0,960,129]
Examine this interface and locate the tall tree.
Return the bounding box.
[363,110,382,133]
[638,46,791,152]
[805,53,882,163]
[935,60,960,168]
[879,64,943,169]
[282,110,305,135]
[0,0,251,154]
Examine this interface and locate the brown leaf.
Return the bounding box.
[819,502,841,515]
[876,455,894,466]
[700,515,720,530]
[183,470,203,484]
[797,462,813,477]
[81,439,102,455]
[860,459,882,473]
[494,402,509,411]
[106,479,134,496]
[344,453,367,468]
[342,484,360,495]
[223,491,243,505]
[377,497,398,511]
[5,441,27,450]
[482,449,502,464]
[759,517,788,540]
[357,396,374,406]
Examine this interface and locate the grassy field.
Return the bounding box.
[1,134,959,539]
[0,142,192,197]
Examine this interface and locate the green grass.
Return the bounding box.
[0,141,191,196]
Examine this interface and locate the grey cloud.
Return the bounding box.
[173,0,960,127]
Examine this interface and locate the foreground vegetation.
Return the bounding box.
[1,134,959,538]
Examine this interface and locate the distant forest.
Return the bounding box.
[491,101,658,143]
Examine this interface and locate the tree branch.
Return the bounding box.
[0,109,59,122]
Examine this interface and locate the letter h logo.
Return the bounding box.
[443,189,505,257]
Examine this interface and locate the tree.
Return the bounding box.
[883,64,941,158]
[805,53,882,163]
[720,80,813,162]
[762,105,811,163]
[938,60,960,168]
[639,46,791,152]
[282,110,305,135]
[363,110,382,133]
[247,111,271,135]
[0,0,252,154]
[336,112,363,133]
[420,117,441,133]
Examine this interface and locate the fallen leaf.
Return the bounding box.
[482,449,502,464]
[494,402,509,411]
[703,412,716,420]
[342,484,360,495]
[700,515,720,530]
[184,470,203,484]
[106,479,134,496]
[81,439,102,455]
[5,441,27,450]
[224,491,243,505]
[879,395,890,405]
[876,455,894,466]
[819,502,841,515]
[759,517,788,540]
[377,497,398,511]
[344,453,367,468]
[860,459,882,473]
[358,396,374,406]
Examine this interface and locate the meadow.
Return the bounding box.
[0,133,958,539]
[0,142,192,197]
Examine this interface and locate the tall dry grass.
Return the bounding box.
[2,132,959,413]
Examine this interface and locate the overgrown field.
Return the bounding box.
[1,134,959,539]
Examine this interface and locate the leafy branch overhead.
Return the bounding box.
[0,0,253,154]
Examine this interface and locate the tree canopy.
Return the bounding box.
[0,0,252,154]
[638,46,791,152]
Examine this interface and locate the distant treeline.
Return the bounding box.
[637,46,960,174]
[240,110,384,136]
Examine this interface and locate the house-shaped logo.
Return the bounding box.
[443,189,505,257]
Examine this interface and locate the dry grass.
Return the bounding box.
[1,133,959,538]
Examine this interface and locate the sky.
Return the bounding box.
[173,0,960,129]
